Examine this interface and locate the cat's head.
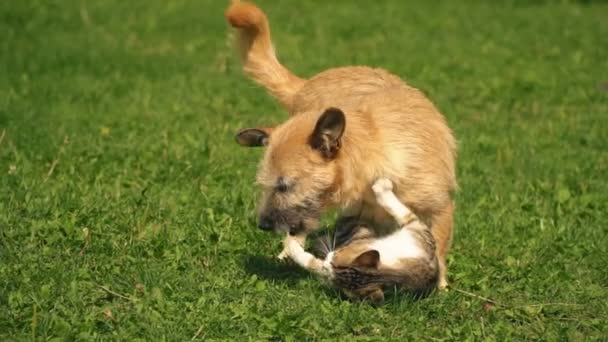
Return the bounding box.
[315,224,388,303]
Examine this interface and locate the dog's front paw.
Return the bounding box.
[372,178,393,194]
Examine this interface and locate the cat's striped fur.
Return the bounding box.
[287,179,439,303]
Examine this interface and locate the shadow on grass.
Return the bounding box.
[243,254,310,285]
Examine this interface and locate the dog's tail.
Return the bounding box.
[225,1,305,109]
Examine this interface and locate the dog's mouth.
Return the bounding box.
[258,193,326,234]
[259,200,323,234]
[267,219,307,235]
[287,221,307,235]
[258,213,307,234]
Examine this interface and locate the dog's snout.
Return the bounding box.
[258,216,274,231]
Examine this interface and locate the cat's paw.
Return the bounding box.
[278,240,303,262]
[277,248,290,261]
[286,238,305,258]
[372,178,393,195]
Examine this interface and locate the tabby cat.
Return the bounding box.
[287,179,439,303]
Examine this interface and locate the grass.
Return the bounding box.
[1,0,607,340]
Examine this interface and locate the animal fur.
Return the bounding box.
[287,178,439,303]
[226,1,457,289]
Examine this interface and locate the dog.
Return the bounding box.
[226,1,457,289]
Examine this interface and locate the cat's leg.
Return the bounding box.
[278,217,320,260]
[372,178,417,226]
[277,233,306,260]
[285,237,330,276]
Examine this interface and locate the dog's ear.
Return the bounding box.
[309,107,345,158]
[235,127,273,147]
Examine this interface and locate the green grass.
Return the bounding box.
[1,0,607,340]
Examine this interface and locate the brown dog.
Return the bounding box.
[226,1,457,288]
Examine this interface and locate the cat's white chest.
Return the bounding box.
[371,229,423,267]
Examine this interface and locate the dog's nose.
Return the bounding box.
[258,216,274,231]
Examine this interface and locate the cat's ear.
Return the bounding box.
[367,288,385,304]
[353,250,380,268]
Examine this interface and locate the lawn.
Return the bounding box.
[1,0,607,340]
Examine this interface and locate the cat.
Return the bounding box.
[286,178,439,303]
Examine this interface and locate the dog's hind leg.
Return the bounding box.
[430,201,454,290]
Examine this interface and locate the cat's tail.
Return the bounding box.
[225,1,305,110]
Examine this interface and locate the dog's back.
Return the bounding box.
[292,66,457,216]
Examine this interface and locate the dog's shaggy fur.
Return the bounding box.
[227,1,457,288]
